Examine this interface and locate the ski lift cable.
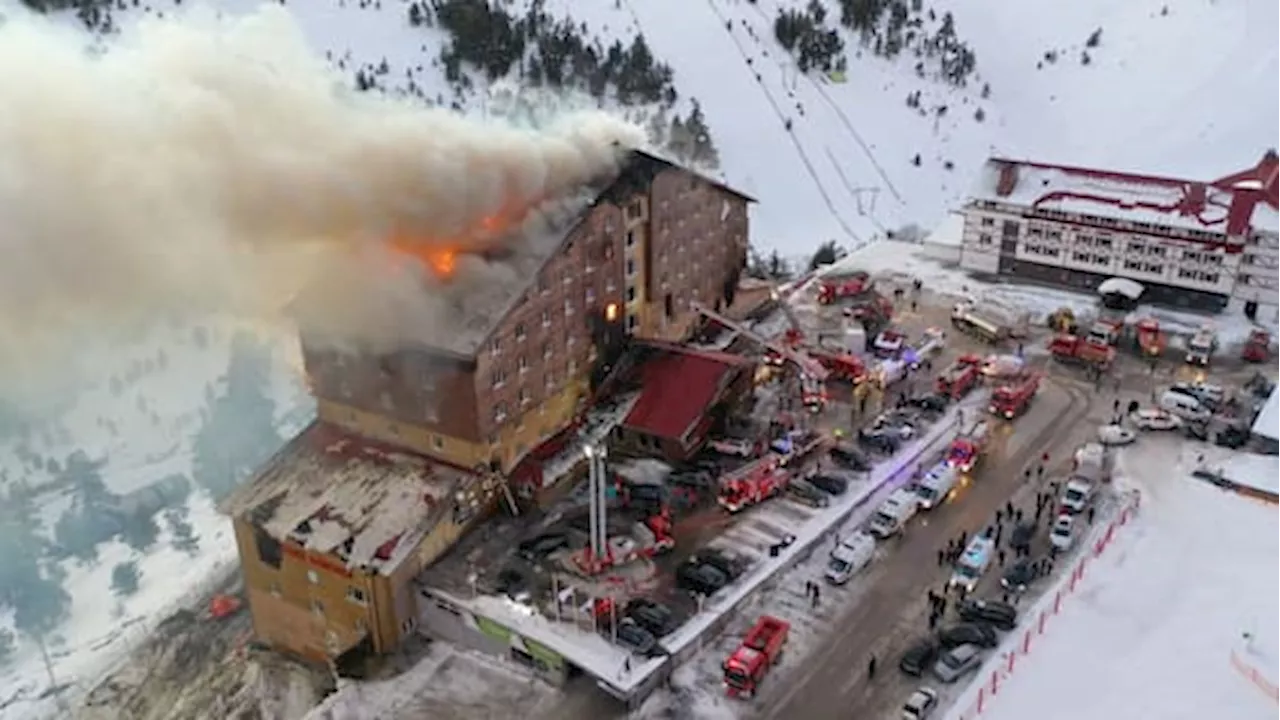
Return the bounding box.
[740,0,906,207]
[699,0,862,245]
[824,146,889,234]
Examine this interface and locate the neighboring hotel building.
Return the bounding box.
[957,152,1279,319]
[220,149,753,663]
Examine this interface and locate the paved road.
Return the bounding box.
[750,378,1093,720]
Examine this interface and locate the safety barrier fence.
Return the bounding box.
[1229,648,1280,703]
[947,489,1143,720]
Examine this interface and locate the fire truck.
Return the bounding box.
[817,272,873,304]
[718,459,790,513]
[1242,329,1271,363]
[945,420,990,472]
[989,373,1040,419]
[873,328,906,358]
[1086,318,1125,346]
[1048,334,1115,370]
[935,357,981,399]
[848,294,895,337]
[1133,318,1166,358]
[809,347,867,383]
[723,615,791,698]
[1185,324,1217,366]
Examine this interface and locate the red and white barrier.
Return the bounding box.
[947,489,1142,720]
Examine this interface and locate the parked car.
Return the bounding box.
[1216,425,1250,449]
[788,479,831,508]
[1000,560,1038,593]
[858,428,902,454]
[957,599,1017,631]
[516,533,570,563]
[937,622,998,649]
[909,394,950,413]
[830,442,872,471]
[873,413,919,440]
[625,598,676,637]
[1060,479,1094,514]
[931,644,983,683]
[899,638,940,676]
[1130,408,1183,431]
[1009,523,1035,554]
[1097,423,1137,446]
[1168,382,1225,411]
[676,562,730,597]
[1049,514,1075,552]
[809,473,850,496]
[694,549,747,579]
[901,687,939,720]
[614,619,658,656]
[1184,421,1211,442]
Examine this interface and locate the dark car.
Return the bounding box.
[809,473,850,496]
[694,549,747,579]
[1001,560,1039,593]
[957,599,1018,631]
[830,443,871,471]
[494,567,526,597]
[625,598,676,637]
[789,479,832,508]
[899,638,940,676]
[668,470,715,489]
[1184,420,1211,442]
[516,533,569,563]
[858,428,901,454]
[1009,523,1035,554]
[909,393,950,413]
[1215,425,1249,449]
[676,562,730,597]
[614,619,659,656]
[937,622,999,649]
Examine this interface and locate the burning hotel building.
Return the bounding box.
[221,149,755,662]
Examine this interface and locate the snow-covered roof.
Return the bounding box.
[1096,277,1144,300]
[1252,385,1279,442]
[220,421,472,575]
[970,155,1278,237]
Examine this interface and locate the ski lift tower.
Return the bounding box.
[577,443,613,575]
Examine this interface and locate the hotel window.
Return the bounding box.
[626,229,637,247]
[517,355,528,374]
[346,587,367,605]
[978,233,993,246]
[514,323,526,341]
[542,342,551,360]
[307,569,320,585]
[541,309,550,328]
[493,403,508,424]
[311,599,325,616]
[518,388,530,406]
[980,217,995,227]
[564,299,575,316]
[626,285,637,302]
[490,369,506,389]
[626,258,636,276]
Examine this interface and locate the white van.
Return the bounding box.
[868,489,919,539]
[1060,479,1093,514]
[948,535,995,593]
[1159,390,1211,423]
[825,532,876,585]
[914,464,960,510]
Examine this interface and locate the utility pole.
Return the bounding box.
[36,632,71,717]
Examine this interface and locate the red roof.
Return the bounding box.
[622,346,750,442]
[985,152,1279,235]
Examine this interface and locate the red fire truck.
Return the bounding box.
[1048,334,1115,371]
[1242,329,1271,363]
[945,421,990,473]
[723,615,791,698]
[1134,318,1167,358]
[817,272,873,304]
[809,347,867,383]
[935,358,981,399]
[989,373,1040,419]
[718,459,790,513]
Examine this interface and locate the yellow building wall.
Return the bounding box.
[488,375,587,471]
[232,518,377,661]
[317,398,488,469]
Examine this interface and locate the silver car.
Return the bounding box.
[931,643,982,683]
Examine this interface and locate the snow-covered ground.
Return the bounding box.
[6,0,1271,256]
[0,323,313,720]
[945,436,1279,720]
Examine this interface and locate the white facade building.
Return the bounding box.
[957,153,1279,318]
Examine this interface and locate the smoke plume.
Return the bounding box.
[0,5,644,390]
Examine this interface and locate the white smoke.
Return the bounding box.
[0,5,645,390]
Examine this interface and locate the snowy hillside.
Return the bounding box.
[6,0,1273,256]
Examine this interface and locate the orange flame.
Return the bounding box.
[385,209,523,280]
